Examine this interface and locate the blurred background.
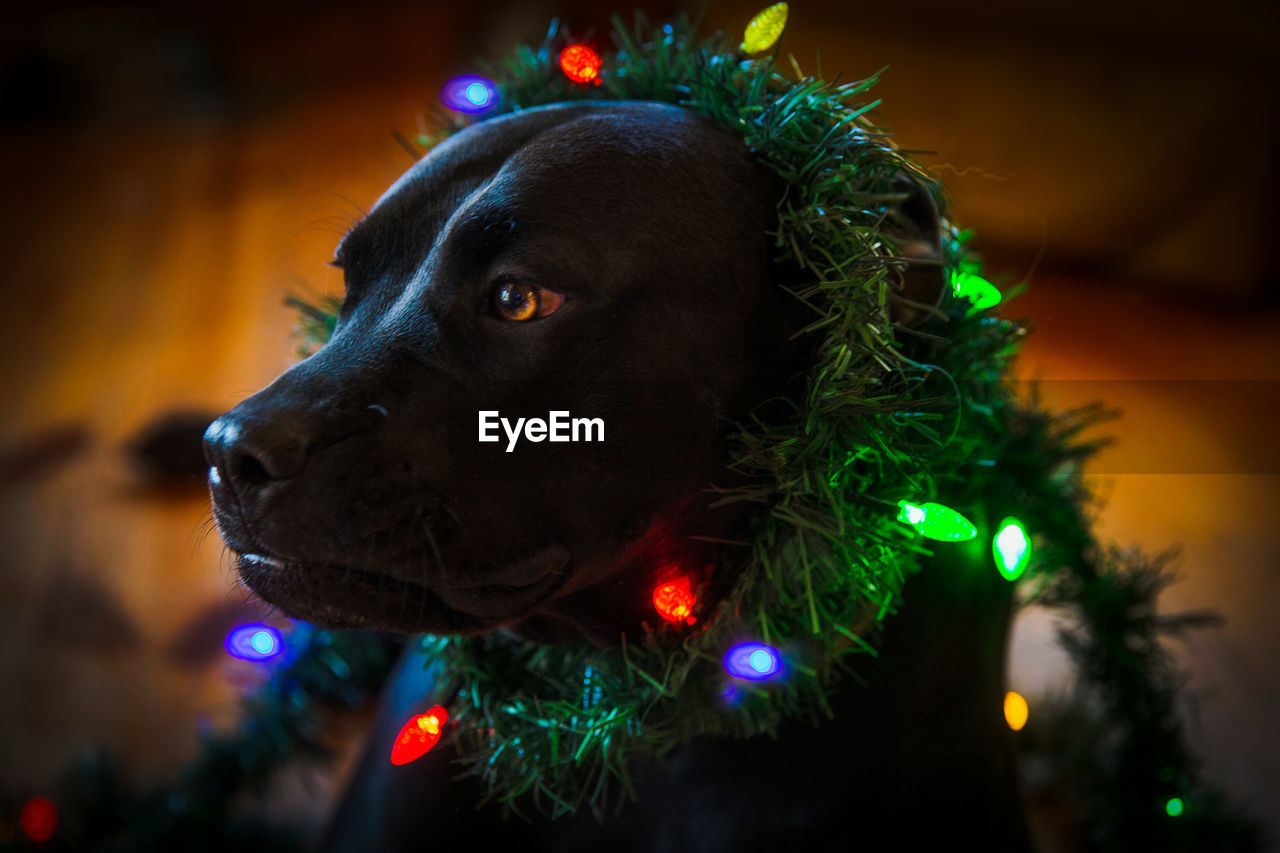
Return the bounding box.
[1,0,1276,847]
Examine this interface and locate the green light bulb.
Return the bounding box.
[950,270,1002,310]
[898,501,926,526]
[1166,797,1184,817]
[992,517,1031,581]
[897,501,977,542]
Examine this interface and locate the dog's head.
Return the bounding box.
[205,101,943,640]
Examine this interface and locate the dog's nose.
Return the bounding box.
[203,413,308,488]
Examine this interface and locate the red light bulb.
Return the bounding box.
[20,796,58,843]
[390,705,448,766]
[559,45,603,84]
[653,576,697,625]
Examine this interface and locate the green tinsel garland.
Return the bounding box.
[21,10,1262,852]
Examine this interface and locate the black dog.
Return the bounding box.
[205,102,1029,850]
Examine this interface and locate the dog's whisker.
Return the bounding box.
[422,516,445,581]
[293,214,360,237]
[440,502,463,530]
[187,515,216,559]
[299,214,361,229]
[685,535,752,547]
[390,128,422,162]
[393,536,411,625]
[332,193,370,225]
[415,542,433,628]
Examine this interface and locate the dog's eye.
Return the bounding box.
[492,280,566,322]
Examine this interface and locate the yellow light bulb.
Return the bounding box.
[741,3,789,54]
[1004,691,1029,731]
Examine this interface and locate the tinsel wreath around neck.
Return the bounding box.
[294,8,1073,819]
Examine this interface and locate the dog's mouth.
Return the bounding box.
[235,545,571,634]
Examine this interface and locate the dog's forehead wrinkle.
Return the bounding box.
[421,177,506,274]
[378,264,440,349]
[348,154,508,287]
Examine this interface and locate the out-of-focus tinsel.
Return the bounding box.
[3,627,399,852]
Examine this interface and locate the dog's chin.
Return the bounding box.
[235,547,570,635]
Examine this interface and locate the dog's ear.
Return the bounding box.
[883,172,946,327]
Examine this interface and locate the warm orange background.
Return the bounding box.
[1,0,1276,846]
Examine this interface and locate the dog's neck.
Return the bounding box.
[505,497,750,646]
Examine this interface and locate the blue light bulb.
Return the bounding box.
[441,75,497,113]
[225,623,284,661]
[723,642,782,680]
[250,630,276,655]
